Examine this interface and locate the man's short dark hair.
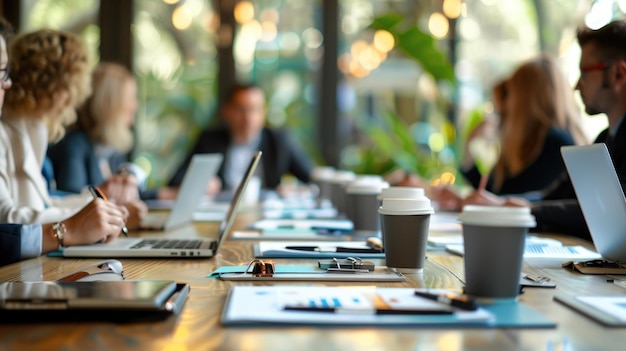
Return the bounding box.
[577,20,626,62]
[226,83,263,103]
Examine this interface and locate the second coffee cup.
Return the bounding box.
[378,196,434,273]
[458,205,536,299]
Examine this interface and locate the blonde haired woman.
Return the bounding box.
[47,62,146,198]
[461,55,587,195]
[0,29,132,232]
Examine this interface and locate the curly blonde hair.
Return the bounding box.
[4,29,91,142]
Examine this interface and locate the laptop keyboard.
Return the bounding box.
[130,239,204,250]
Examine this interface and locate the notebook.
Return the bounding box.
[140,154,223,230]
[561,144,626,262]
[60,151,262,258]
[0,280,189,323]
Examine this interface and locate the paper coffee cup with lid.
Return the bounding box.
[458,205,536,299]
[378,195,434,273]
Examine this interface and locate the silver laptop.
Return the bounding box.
[141,154,222,230]
[61,151,263,258]
[561,144,626,262]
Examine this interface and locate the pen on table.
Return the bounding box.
[414,291,478,311]
[88,185,129,237]
[282,306,452,315]
[284,246,382,253]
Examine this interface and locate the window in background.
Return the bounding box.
[337,0,457,182]
[233,0,323,164]
[22,0,100,66]
[132,0,218,187]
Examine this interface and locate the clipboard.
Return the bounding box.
[208,262,406,282]
[220,286,556,328]
[0,280,189,323]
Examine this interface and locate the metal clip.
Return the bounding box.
[326,257,370,273]
[246,259,276,277]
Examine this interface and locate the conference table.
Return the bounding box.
[1,209,625,351]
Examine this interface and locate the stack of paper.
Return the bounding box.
[221,286,556,328]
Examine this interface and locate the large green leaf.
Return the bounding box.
[369,14,404,30]
[369,14,455,84]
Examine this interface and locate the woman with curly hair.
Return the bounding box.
[0,29,140,230]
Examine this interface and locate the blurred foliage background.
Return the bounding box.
[21,0,622,188]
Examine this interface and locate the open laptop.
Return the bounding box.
[140,154,222,230]
[561,144,626,262]
[61,151,263,258]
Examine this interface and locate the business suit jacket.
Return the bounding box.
[0,115,87,224]
[169,127,313,189]
[532,119,626,240]
[0,223,21,266]
[47,128,127,194]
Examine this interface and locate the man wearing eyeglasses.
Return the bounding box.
[463,20,626,239]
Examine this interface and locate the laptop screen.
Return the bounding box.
[214,151,263,251]
[561,144,626,262]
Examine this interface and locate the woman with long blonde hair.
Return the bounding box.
[462,55,587,195]
[48,62,140,196]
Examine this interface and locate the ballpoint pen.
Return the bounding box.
[283,306,452,315]
[88,185,129,237]
[284,246,382,253]
[414,291,478,311]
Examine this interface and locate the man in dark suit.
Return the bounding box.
[169,83,313,191]
[462,20,626,240]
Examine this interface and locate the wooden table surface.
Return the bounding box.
[1,213,625,351]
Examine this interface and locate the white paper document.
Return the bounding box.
[577,296,626,322]
[255,240,384,258]
[445,238,601,259]
[221,286,494,326]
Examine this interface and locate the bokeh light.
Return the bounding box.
[234,1,254,24]
[428,12,449,38]
[373,30,395,52]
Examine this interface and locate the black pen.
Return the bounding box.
[414,291,478,311]
[88,185,129,237]
[283,306,452,315]
[284,246,382,253]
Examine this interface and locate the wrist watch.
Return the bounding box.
[52,222,66,249]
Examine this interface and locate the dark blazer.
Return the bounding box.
[532,120,626,240]
[462,127,575,195]
[169,127,313,189]
[47,129,127,194]
[0,224,23,266]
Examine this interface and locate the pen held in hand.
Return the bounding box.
[88,185,129,237]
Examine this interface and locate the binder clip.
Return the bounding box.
[246,259,276,277]
[319,257,373,273]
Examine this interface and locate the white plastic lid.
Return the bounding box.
[329,170,356,184]
[458,205,536,228]
[346,179,389,194]
[377,186,425,200]
[378,197,434,216]
[311,166,335,181]
[355,174,384,183]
